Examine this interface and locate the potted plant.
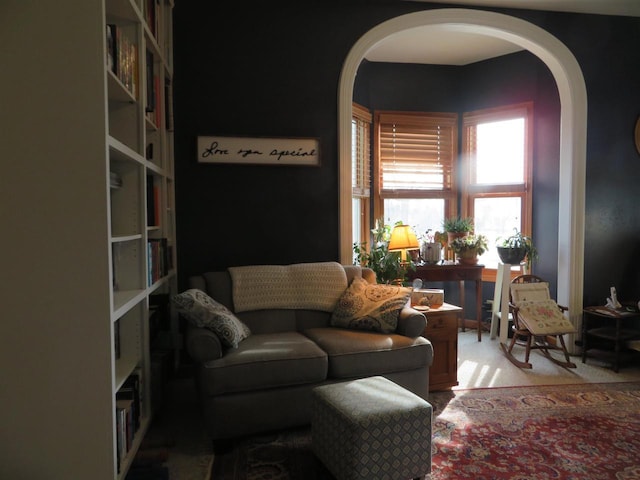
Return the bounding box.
[450,234,488,265]
[496,229,538,270]
[353,218,416,284]
[443,216,474,243]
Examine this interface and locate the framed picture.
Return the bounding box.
[197,135,320,166]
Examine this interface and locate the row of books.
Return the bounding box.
[116,372,144,472]
[145,68,173,133]
[143,0,162,44]
[145,51,162,128]
[106,24,138,98]
[148,238,172,286]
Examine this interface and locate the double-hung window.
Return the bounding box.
[352,103,372,252]
[461,102,533,279]
[374,111,458,238]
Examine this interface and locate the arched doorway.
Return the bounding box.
[338,9,586,343]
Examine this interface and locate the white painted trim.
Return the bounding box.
[338,9,586,350]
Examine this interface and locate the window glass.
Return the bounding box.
[475,118,525,184]
[383,198,444,241]
[352,198,362,253]
[474,197,521,267]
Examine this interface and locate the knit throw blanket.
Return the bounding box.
[228,262,348,313]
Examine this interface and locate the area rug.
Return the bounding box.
[211,382,640,480]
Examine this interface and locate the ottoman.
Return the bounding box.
[311,376,432,480]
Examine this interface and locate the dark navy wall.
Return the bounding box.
[173,2,640,307]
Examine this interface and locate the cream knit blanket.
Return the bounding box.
[228,262,348,313]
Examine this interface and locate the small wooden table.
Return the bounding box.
[422,303,462,391]
[408,262,484,341]
[582,306,640,372]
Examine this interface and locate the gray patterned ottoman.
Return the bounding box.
[311,376,432,480]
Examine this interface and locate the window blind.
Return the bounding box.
[352,103,372,198]
[377,111,457,197]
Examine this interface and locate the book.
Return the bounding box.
[114,319,120,359]
[106,24,116,73]
[146,175,155,226]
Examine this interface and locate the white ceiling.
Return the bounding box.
[365,0,640,65]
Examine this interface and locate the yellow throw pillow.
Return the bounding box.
[330,277,411,333]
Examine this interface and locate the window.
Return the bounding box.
[352,103,372,253]
[374,111,458,238]
[363,103,533,281]
[462,102,533,277]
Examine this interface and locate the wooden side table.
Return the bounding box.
[408,262,484,341]
[582,306,640,372]
[422,303,462,391]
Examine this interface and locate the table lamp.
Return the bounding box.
[388,224,420,262]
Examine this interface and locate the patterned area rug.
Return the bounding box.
[212,382,640,480]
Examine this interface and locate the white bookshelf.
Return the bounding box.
[2,1,177,479]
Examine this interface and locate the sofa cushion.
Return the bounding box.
[330,277,411,333]
[303,327,432,379]
[173,289,251,348]
[199,332,328,396]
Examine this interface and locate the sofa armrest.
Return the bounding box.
[396,306,427,338]
[185,325,224,363]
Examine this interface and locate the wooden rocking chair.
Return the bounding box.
[500,274,577,369]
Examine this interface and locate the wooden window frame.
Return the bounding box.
[352,102,372,248]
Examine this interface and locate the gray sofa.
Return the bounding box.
[184,262,434,442]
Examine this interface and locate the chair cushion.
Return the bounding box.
[173,289,251,348]
[304,327,431,379]
[330,277,411,333]
[199,332,328,395]
[516,299,577,335]
[510,282,551,303]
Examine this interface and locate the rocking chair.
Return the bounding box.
[500,274,577,369]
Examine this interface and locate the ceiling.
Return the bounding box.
[365,0,640,65]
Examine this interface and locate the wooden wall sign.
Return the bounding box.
[197,136,320,166]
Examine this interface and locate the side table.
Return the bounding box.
[582,306,640,372]
[422,303,462,391]
[408,263,484,341]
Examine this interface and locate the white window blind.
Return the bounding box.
[352,103,372,198]
[377,111,457,197]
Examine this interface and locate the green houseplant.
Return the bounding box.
[353,218,415,284]
[496,229,538,270]
[450,234,488,265]
[443,216,474,234]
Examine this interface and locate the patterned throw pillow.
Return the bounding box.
[330,276,411,333]
[172,289,251,348]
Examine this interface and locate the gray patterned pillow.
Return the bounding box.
[172,289,251,348]
[330,277,411,333]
